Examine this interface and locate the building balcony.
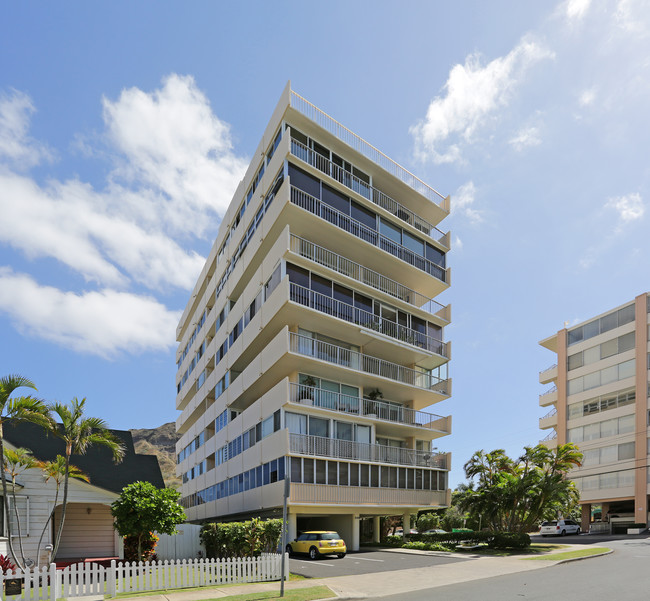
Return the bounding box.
[289,234,450,324]
[289,186,449,288]
[289,433,447,469]
[539,385,558,407]
[540,430,558,448]
[289,482,448,508]
[290,138,449,247]
[288,383,451,438]
[539,363,558,384]
[289,282,449,360]
[539,407,558,430]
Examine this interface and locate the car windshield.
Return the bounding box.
[542,521,557,526]
[319,533,341,540]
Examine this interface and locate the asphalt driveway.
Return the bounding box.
[288,548,469,578]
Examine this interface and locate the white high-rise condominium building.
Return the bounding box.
[539,293,649,533]
[175,83,453,549]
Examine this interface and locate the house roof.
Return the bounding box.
[3,422,165,494]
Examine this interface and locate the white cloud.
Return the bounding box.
[615,0,648,35]
[453,235,463,250]
[605,192,645,223]
[578,88,596,107]
[0,90,52,168]
[0,268,180,357]
[453,181,483,224]
[566,0,592,20]
[509,125,542,151]
[0,75,248,355]
[411,38,554,164]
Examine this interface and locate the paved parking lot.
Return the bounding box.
[288,548,469,578]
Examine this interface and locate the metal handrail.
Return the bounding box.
[289,432,447,468]
[540,385,558,397]
[289,383,448,431]
[290,90,446,204]
[289,282,448,357]
[289,234,447,319]
[289,332,449,394]
[539,363,558,376]
[290,186,447,283]
[541,431,558,442]
[540,407,558,420]
[290,138,447,244]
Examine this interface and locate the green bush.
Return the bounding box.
[388,531,531,550]
[488,532,531,549]
[200,518,283,558]
[403,541,451,552]
[124,532,159,562]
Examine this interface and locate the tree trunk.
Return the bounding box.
[138,532,143,563]
[0,423,24,570]
[10,475,27,566]
[51,451,71,559]
[37,486,59,568]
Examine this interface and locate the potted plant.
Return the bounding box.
[298,376,317,404]
[364,389,382,417]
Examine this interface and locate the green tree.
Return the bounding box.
[0,375,52,569]
[37,456,89,566]
[47,397,126,559]
[111,481,186,562]
[456,443,582,533]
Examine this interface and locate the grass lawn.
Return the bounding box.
[198,585,334,601]
[521,547,611,561]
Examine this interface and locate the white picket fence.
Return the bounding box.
[0,555,288,600]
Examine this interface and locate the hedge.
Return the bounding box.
[385,531,530,549]
[200,518,283,558]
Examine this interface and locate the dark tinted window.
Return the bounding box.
[426,243,446,268]
[319,533,341,540]
[289,163,320,198]
[351,200,377,230]
[287,263,310,287]
[322,184,350,214]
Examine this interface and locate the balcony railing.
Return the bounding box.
[540,431,558,442]
[289,234,448,320]
[290,482,446,506]
[289,283,448,357]
[539,363,558,376]
[290,90,446,205]
[290,138,447,244]
[289,433,447,468]
[290,186,446,283]
[539,408,558,425]
[289,383,449,432]
[289,332,449,395]
[540,385,558,398]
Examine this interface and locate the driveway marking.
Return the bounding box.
[354,557,384,562]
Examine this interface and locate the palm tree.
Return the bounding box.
[47,398,125,559]
[0,375,52,569]
[36,455,89,567]
[3,447,42,566]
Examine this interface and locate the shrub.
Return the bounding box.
[403,541,451,552]
[487,532,531,549]
[200,519,283,558]
[124,532,159,562]
[0,555,16,574]
[389,531,531,550]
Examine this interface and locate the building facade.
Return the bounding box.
[175,83,453,549]
[539,293,649,532]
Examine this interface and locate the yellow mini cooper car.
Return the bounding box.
[287,531,346,559]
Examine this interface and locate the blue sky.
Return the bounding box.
[1,0,649,487]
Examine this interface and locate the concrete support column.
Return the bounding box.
[288,512,297,544]
[403,512,411,538]
[351,514,360,551]
[373,516,381,543]
[580,504,591,533]
[634,293,648,526]
[601,502,610,522]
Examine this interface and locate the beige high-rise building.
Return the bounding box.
[175,83,452,549]
[539,293,649,533]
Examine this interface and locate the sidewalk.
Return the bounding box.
[112,543,606,601]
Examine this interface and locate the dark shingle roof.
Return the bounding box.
[4,421,165,494]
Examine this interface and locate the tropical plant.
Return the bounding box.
[416,511,441,533]
[47,397,126,559]
[36,455,89,566]
[111,481,186,562]
[0,375,52,569]
[200,519,283,558]
[123,532,159,562]
[456,443,583,534]
[0,554,16,574]
[3,447,42,566]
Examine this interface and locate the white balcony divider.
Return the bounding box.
[290,138,447,243]
[289,432,447,469]
[0,556,288,601]
[289,90,446,205]
[289,282,448,357]
[289,332,449,395]
[290,186,447,283]
[289,234,448,319]
[289,383,449,432]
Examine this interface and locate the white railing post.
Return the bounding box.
[49,563,57,601]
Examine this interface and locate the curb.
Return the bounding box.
[552,548,614,564]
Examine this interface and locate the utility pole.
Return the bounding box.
[280,475,290,597]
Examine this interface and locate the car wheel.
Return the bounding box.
[337,553,346,559]
[286,544,293,556]
[541,534,547,537]
[561,529,566,536]
[576,528,581,535]
[309,546,320,560]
